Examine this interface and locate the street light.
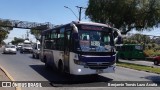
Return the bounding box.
[64,6,79,20]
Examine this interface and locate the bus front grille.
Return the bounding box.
[86,62,112,69]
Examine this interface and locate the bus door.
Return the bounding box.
[64,30,71,72]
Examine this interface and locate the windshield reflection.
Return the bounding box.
[77,30,113,52]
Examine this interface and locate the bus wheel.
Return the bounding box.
[44,57,50,69]
[58,61,64,74]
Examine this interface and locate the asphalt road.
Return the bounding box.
[0,51,160,90]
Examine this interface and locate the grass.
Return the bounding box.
[117,62,160,74]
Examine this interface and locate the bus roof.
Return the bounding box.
[42,21,112,34]
[72,21,111,28]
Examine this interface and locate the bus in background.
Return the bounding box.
[116,44,145,60]
[40,21,122,75]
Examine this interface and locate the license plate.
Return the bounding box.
[96,69,103,73]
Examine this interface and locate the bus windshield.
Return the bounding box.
[77,30,113,52]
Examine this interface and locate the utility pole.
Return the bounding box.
[76,6,86,21]
[64,6,86,21]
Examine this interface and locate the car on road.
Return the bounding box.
[153,56,160,65]
[20,44,33,53]
[16,44,22,51]
[32,41,41,59]
[3,45,17,54]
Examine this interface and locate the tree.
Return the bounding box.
[11,37,24,45]
[124,34,151,44]
[0,20,13,44]
[30,25,48,40]
[86,0,160,34]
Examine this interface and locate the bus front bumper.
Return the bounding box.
[70,64,116,75]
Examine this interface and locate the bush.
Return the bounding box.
[144,49,154,57]
[144,49,160,57]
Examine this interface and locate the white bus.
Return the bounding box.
[40,21,122,75]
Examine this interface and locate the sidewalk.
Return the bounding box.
[119,59,160,68]
[0,67,16,90]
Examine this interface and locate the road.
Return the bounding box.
[0,51,160,90]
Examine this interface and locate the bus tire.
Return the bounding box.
[58,60,64,74]
[44,56,49,69]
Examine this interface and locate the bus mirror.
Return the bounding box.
[112,28,122,44]
[71,23,79,40]
[71,23,78,33]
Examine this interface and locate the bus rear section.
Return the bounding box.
[40,21,122,75]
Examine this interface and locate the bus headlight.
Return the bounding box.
[74,59,86,65]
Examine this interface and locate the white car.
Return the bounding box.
[20,44,33,53]
[17,45,22,50]
[3,45,17,54]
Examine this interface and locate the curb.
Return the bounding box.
[0,66,21,90]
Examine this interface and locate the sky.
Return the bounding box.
[0,0,88,43]
[0,0,160,43]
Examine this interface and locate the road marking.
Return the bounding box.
[0,65,21,90]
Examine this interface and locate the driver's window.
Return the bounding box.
[104,36,110,45]
[81,34,90,40]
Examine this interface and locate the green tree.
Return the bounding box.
[0,20,13,44]
[11,37,24,45]
[30,25,48,40]
[86,0,160,34]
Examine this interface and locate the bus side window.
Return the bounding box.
[51,32,57,50]
[104,36,110,45]
[56,28,65,50]
[83,36,87,40]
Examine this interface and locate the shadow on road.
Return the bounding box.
[30,65,113,87]
[1,53,16,55]
[144,76,160,82]
[141,76,160,85]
